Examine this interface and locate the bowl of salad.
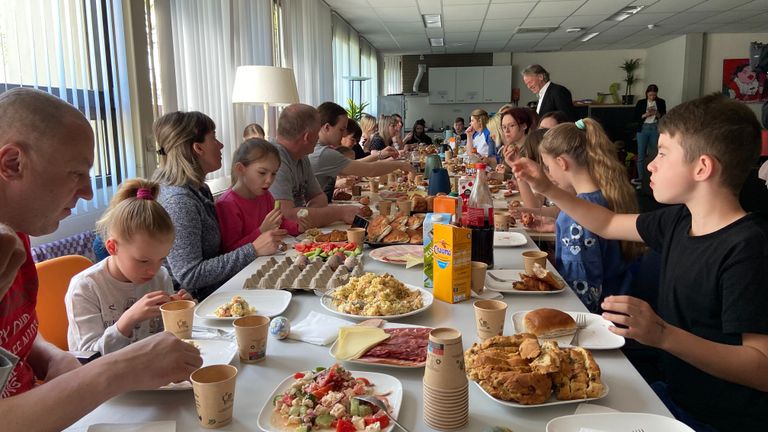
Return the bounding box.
[257,364,403,432]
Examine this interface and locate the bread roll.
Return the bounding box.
[523,308,577,338]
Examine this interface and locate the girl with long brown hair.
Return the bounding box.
[536,118,643,311]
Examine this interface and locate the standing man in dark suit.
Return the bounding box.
[522,64,576,122]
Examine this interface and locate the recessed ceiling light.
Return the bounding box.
[580,32,600,42]
[566,27,584,33]
[429,37,444,47]
[423,14,442,29]
[609,5,645,21]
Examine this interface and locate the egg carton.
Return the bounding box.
[242,255,365,294]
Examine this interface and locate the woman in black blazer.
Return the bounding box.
[632,84,666,186]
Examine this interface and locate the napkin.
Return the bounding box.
[288,311,355,345]
[471,289,504,300]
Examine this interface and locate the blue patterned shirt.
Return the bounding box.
[555,190,631,312]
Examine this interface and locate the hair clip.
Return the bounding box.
[136,188,154,200]
[575,119,586,130]
[156,146,167,156]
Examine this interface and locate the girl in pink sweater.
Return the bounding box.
[216,139,303,252]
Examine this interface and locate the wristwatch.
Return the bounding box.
[297,208,309,218]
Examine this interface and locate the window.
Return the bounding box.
[332,14,378,116]
[0,0,137,216]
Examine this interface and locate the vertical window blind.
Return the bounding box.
[331,13,378,116]
[0,0,136,216]
[384,55,402,97]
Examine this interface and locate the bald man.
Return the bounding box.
[0,88,202,431]
[269,103,362,227]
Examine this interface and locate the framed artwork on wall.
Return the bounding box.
[723,58,768,103]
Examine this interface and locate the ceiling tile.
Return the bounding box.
[443,4,486,20]
[560,15,611,28]
[371,0,418,6]
[351,22,388,33]
[444,31,481,42]
[475,41,509,50]
[528,1,583,18]
[735,0,768,10]
[574,0,634,16]
[700,9,759,23]
[383,22,428,33]
[443,19,484,31]
[417,0,442,14]
[426,27,444,37]
[589,20,619,32]
[643,0,705,13]
[443,0,491,4]
[658,11,719,25]
[324,0,363,8]
[374,7,421,21]
[520,16,566,27]
[478,30,514,41]
[487,2,536,19]
[482,18,524,30]
[511,32,547,40]
[687,0,752,12]
[743,12,768,23]
[622,12,675,26]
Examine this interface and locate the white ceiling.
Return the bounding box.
[325,0,768,54]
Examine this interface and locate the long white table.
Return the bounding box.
[66,229,670,432]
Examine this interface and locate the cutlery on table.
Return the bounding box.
[352,395,411,432]
[570,313,588,346]
[486,272,519,283]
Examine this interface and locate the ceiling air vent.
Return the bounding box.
[515,26,559,34]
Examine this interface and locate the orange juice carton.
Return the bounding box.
[433,195,462,221]
[432,223,472,304]
[423,213,452,289]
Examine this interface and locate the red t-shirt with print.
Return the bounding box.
[0,233,39,398]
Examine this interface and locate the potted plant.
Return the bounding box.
[345,98,368,121]
[619,58,641,105]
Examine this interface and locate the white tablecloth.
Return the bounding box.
[66,229,670,432]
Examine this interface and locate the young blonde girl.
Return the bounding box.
[466,108,497,161]
[216,138,302,253]
[66,179,192,354]
[536,119,643,311]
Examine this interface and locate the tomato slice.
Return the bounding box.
[355,377,370,386]
[335,418,356,432]
[364,414,390,428]
[311,384,332,400]
[293,372,305,379]
[344,242,356,251]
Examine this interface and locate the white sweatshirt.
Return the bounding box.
[65,258,174,354]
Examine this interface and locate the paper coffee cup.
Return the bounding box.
[346,228,365,245]
[233,315,270,363]
[160,300,195,339]
[424,328,467,390]
[396,200,412,216]
[377,200,392,217]
[370,180,379,193]
[522,250,548,275]
[493,213,509,231]
[470,261,487,294]
[473,299,507,341]
[191,364,238,429]
[414,174,424,185]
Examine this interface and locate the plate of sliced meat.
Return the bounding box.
[330,322,432,368]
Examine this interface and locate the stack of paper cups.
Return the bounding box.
[423,327,469,430]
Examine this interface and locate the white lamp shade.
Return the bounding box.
[232,66,299,105]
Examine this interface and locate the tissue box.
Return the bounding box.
[432,223,472,304]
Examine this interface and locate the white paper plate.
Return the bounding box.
[493,231,528,247]
[195,290,292,321]
[473,380,609,408]
[546,412,695,432]
[511,310,625,350]
[321,284,433,321]
[257,371,403,432]
[329,323,431,368]
[485,270,566,295]
[158,339,237,390]
[369,245,423,265]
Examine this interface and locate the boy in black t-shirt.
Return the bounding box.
[512,94,768,432]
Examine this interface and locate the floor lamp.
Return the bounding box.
[232,66,300,140]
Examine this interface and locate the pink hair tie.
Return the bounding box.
[136,187,154,200]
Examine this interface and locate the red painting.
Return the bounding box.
[723,58,768,103]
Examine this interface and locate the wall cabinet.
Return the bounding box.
[428,66,511,104]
